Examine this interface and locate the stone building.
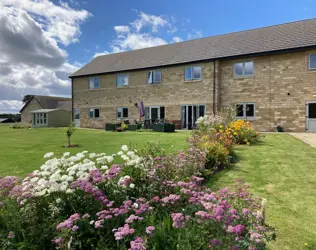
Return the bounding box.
[70,19,316,132]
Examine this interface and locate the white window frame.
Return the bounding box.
[148,70,162,84]
[234,61,254,78]
[235,103,256,120]
[309,53,316,70]
[185,66,202,81]
[116,107,129,119]
[117,74,129,88]
[88,77,100,89]
[89,108,100,119]
[144,106,165,121]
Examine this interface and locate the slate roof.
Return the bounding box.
[71,18,316,78]
[19,95,71,113]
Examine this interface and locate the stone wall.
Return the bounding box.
[73,62,215,129]
[73,49,316,131]
[21,98,42,124]
[219,49,316,132]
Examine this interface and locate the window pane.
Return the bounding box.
[89,109,94,118]
[117,74,128,87]
[89,78,95,89]
[246,104,254,117]
[308,103,316,118]
[117,108,122,118]
[236,104,244,117]
[244,62,254,75]
[160,107,165,119]
[153,70,161,82]
[123,108,128,118]
[44,113,46,118]
[310,54,316,69]
[234,63,243,76]
[147,71,153,84]
[145,107,149,120]
[94,78,100,88]
[193,66,201,79]
[44,119,47,123]
[94,109,100,118]
[185,67,192,81]
[199,105,205,117]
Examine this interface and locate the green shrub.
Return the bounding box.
[152,123,175,132]
[10,123,31,129]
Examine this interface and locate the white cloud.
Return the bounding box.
[0,1,89,113]
[131,11,168,33]
[114,25,130,33]
[172,37,183,43]
[2,0,90,45]
[187,29,203,40]
[113,33,167,51]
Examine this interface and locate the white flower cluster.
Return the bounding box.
[18,146,142,199]
[119,145,142,167]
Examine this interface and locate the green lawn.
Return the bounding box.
[0,126,189,177]
[208,134,316,250]
[2,126,316,249]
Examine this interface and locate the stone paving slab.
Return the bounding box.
[288,133,316,148]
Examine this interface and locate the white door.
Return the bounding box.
[74,109,80,127]
[306,102,316,132]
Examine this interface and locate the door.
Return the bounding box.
[74,109,80,127]
[306,102,316,132]
[150,107,159,123]
[181,105,206,129]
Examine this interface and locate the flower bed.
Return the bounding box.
[0,143,275,249]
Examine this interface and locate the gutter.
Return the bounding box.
[213,61,216,115]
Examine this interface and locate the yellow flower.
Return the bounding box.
[304,243,308,246]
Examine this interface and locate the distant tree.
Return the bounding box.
[22,95,32,104]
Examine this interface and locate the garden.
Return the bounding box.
[1,114,316,249]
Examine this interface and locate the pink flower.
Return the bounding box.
[72,225,79,232]
[125,214,144,224]
[210,239,222,246]
[7,231,15,239]
[52,237,64,246]
[195,211,212,220]
[114,224,135,240]
[160,194,181,204]
[129,236,146,250]
[145,226,155,235]
[171,213,185,228]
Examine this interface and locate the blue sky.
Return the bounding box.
[0,0,315,113]
[64,0,316,65]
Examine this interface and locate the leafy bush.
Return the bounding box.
[226,120,261,145]
[0,147,275,250]
[121,123,128,131]
[10,123,31,129]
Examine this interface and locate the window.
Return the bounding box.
[117,107,128,119]
[89,108,100,119]
[89,77,100,89]
[235,103,256,119]
[117,74,129,87]
[309,54,316,70]
[148,70,162,84]
[185,66,202,81]
[234,61,254,77]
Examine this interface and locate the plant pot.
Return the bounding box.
[276,126,284,132]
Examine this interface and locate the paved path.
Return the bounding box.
[288,133,316,148]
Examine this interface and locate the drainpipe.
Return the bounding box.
[71,78,74,122]
[213,61,216,115]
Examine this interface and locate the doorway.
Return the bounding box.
[74,109,80,127]
[306,101,316,132]
[180,105,205,129]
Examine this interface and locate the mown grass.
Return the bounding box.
[2,126,316,249]
[0,126,189,177]
[208,134,316,250]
